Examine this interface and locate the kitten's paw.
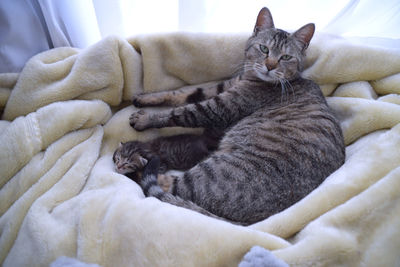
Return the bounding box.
[132,93,165,107]
[129,110,152,131]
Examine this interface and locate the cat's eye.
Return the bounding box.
[259,44,269,54]
[280,55,292,60]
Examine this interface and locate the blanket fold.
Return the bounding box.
[1,32,400,266]
[2,37,142,121]
[1,100,110,264]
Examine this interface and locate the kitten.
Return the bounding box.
[113,129,222,182]
[129,7,345,225]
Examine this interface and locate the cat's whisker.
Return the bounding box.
[235,62,258,77]
[230,62,247,77]
[283,79,296,101]
[277,78,296,104]
[279,79,286,104]
[232,61,266,77]
[285,81,289,104]
[244,63,255,73]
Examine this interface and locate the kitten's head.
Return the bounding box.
[113,142,148,174]
[244,7,315,82]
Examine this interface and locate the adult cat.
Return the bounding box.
[129,7,345,225]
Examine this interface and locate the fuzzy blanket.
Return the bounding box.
[1,32,400,267]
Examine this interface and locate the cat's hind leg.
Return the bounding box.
[142,157,234,223]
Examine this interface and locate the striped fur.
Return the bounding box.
[132,78,237,108]
[130,7,345,225]
[113,131,222,178]
[142,157,229,222]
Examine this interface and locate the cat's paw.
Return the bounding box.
[129,110,152,131]
[132,94,146,107]
[132,93,165,107]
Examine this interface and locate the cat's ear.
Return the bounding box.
[139,156,148,166]
[293,23,315,50]
[118,142,124,148]
[254,7,274,34]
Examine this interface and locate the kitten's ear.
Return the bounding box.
[293,23,315,50]
[119,142,124,148]
[139,156,148,166]
[254,7,274,34]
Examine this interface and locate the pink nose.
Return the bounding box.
[265,58,278,70]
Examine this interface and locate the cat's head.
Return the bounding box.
[244,7,315,82]
[113,142,148,174]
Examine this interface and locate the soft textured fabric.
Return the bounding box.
[239,246,289,267]
[50,256,102,267]
[1,32,400,266]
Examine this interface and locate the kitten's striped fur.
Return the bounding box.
[129,7,345,225]
[113,130,222,182]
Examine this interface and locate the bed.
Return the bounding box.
[1,32,400,266]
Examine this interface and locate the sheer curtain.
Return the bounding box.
[1,0,400,72]
[37,0,400,46]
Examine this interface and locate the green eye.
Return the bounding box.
[259,44,269,54]
[281,55,292,60]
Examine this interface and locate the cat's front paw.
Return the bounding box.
[129,110,152,131]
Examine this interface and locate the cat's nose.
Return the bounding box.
[265,58,278,70]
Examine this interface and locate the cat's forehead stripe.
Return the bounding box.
[268,30,290,50]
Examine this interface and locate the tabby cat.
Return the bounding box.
[113,129,222,181]
[129,7,345,225]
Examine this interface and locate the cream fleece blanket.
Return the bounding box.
[1,32,400,267]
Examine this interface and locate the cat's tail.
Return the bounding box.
[141,157,238,224]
